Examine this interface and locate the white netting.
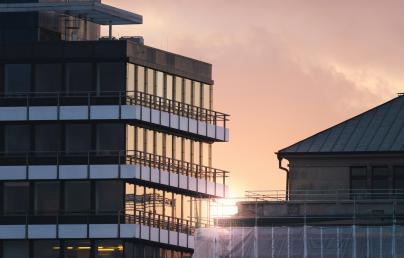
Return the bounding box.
[193,225,404,258]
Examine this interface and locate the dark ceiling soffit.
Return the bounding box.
[276,151,404,159]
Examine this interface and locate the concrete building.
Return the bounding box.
[0,1,229,257]
[194,95,404,257]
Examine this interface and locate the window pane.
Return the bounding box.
[156,71,164,98]
[65,124,92,152]
[127,63,135,94]
[146,129,153,154]
[395,166,404,189]
[193,82,201,107]
[194,141,200,165]
[156,132,163,156]
[95,240,123,258]
[3,241,29,258]
[35,124,60,152]
[203,83,211,109]
[372,167,392,190]
[4,125,30,152]
[184,79,192,105]
[64,240,91,258]
[166,75,173,100]
[351,167,367,177]
[96,124,124,151]
[96,181,123,212]
[66,63,93,93]
[4,64,31,95]
[184,139,191,163]
[175,76,182,102]
[35,63,62,93]
[146,68,154,95]
[65,181,90,213]
[136,127,144,153]
[35,182,60,213]
[127,125,135,151]
[33,240,60,258]
[97,63,125,94]
[166,134,173,159]
[136,66,145,92]
[4,182,29,214]
[175,136,182,160]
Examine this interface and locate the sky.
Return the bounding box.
[104,0,404,197]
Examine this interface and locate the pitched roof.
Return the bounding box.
[278,95,404,155]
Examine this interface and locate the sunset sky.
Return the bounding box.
[104,0,404,197]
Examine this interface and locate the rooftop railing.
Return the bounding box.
[0,150,229,186]
[0,91,229,129]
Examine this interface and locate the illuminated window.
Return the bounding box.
[95,240,123,258]
[33,240,60,258]
[64,240,91,258]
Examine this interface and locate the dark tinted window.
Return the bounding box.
[395,166,404,190]
[96,124,124,151]
[34,124,60,152]
[3,182,29,214]
[66,63,93,93]
[3,241,29,258]
[35,63,62,93]
[4,64,31,94]
[65,124,92,152]
[33,240,60,258]
[4,125,30,152]
[96,181,123,212]
[35,182,60,214]
[97,62,125,94]
[65,181,91,213]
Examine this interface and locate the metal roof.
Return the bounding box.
[0,1,142,25]
[278,95,404,155]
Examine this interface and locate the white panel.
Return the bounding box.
[0,107,26,121]
[197,121,207,136]
[29,165,57,180]
[169,173,178,187]
[160,229,169,244]
[217,126,225,141]
[90,165,119,179]
[140,166,151,181]
[58,224,87,238]
[0,225,25,239]
[120,164,140,179]
[189,118,198,134]
[120,224,140,238]
[160,171,169,185]
[150,227,159,242]
[140,225,150,240]
[207,124,216,138]
[91,105,119,119]
[59,165,88,179]
[141,107,151,122]
[169,231,178,245]
[60,106,88,120]
[207,181,216,195]
[89,224,118,238]
[151,168,159,183]
[29,106,57,120]
[0,166,26,180]
[198,179,206,193]
[225,128,230,142]
[161,111,170,127]
[151,109,160,124]
[179,233,188,247]
[28,225,56,239]
[179,116,188,131]
[179,174,187,189]
[189,177,197,192]
[121,105,139,120]
[188,236,195,249]
[170,114,179,129]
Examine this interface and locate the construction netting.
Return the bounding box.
[193,225,404,258]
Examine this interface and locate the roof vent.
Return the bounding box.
[99,36,117,41]
[120,36,144,45]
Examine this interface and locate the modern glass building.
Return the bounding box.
[0,1,230,257]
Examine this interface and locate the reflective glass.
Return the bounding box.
[3,241,29,258]
[193,141,200,165]
[4,125,30,152]
[96,181,123,212]
[136,66,145,92]
[35,63,62,93]
[175,76,182,102]
[96,124,124,151]
[166,75,173,100]
[146,68,154,95]
[127,63,135,95]
[35,124,60,152]
[146,129,153,154]
[203,83,211,109]
[35,182,60,214]
[184,79,192,105]
[65,181,91,213]
[3,182,29,214]
[156,71,164,97]
[136,127,144,153]
[97,62,125,94]
[175,136,182,161]
[65,124,92,152]
[156,132,163,156]
[66,63,93,93]
[193,82,201,107]
[127,125,135,152]
[184,139,191,163]
[33,240,60,258]
[4,64,31,95]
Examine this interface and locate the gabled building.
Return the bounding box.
[0,1,230,257]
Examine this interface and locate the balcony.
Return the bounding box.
[0,150,229,197]
[0,91,229,141]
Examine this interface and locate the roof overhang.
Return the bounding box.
[0,1,142,25]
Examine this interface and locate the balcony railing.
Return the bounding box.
[0,150,229,185]
[0,209,197,235]
[0,91,229,128]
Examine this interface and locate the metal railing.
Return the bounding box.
[0,209,196,235]
[0,150,229,185]
[0,91,229,128]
